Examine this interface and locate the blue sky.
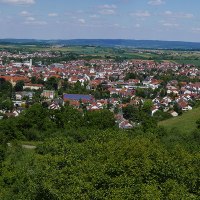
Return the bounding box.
[0,0,199,42]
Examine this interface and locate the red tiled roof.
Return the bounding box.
[0,76,30,83]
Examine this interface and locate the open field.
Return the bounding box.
[1,44,200,65]
[174,59,200,66]
[159,107,200,134]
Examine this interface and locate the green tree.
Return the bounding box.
[141,113,157,132]
[45,77,58,91]
[124,72,136,80]
[160,88,167,97]
[17,103,55,140]
[174,102,182,115]
[31,76,37,84]
[196,118,200,129]
[0,99,13,112]
[122,105,140,122]
[142,100,153,114]
[85,109,116,130]
[0,78,12,98]
[14,80,24,92]
[153,110,172,122]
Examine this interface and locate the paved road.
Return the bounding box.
[21,144,36,149]
[7,143,36,149]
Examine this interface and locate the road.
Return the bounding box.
[7,143,36,149]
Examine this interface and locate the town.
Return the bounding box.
[1,47,200,129]
[1,0,200,198]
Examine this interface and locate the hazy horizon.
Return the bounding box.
[1,38,200,44]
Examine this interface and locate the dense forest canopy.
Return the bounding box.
[0,103,199,199]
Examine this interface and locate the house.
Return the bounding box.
[23,83,44,90]
[169,110,178,117]
[15,91,35,100]
[128,79,140,85]
[143,77,152,86]
[48,102,60,110]
[13,100,24,107]
[119,120,133,129]
[167,89,179,95]
[89,80,102,90]
[108,88,119,96]
[0,76,30,86]
[152,97,160,104]
[161,97,172,107]
[12,110,20,117]
[115,114,124,123]
[41,90,55,99]
[87,104,100,111]
[151,106,159,116]
[178,100,192,111]
[54,98,64,106]
[68,76,78,84]
[16,93,22,100]
[149,79,162,90]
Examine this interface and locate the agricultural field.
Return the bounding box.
[1,43,200,65]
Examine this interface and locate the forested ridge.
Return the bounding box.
[0,103,200,199]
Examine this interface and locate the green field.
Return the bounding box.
[1,44,200,64]
[159,107,200,134]
[174,59,200,66]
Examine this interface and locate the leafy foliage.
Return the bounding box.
[0,99,199,199]
[14,80,24,92]
[0,130,199,199]
[84,109,116,130]
[0,78,12,99]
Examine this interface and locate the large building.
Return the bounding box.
[63,94,94,103]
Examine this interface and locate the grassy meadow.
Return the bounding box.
[159,107,200,134]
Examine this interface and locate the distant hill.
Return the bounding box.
[1,39,200,50]
[159,107,200,134]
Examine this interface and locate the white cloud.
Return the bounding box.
[135,23,141,28]
[162,23,179,27]
[113,23,120,27]
[164,11,194,19]
[98,4,117,15]
[26,16,35,21]
[76,10,84,14]
[99,9,115,15]
[48,13,58,17]
[89,14,99,18]
[130,11,151,17]
[0,0,35,5]
[20,10,30,16]
[183,13,194,18]
[148,0,165,5]
[24,15,47,25]
[164,10,172,15]
[99,4,117,9]
[192,28,200,32]
[78,18,86,24]
[24,20,47,25]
